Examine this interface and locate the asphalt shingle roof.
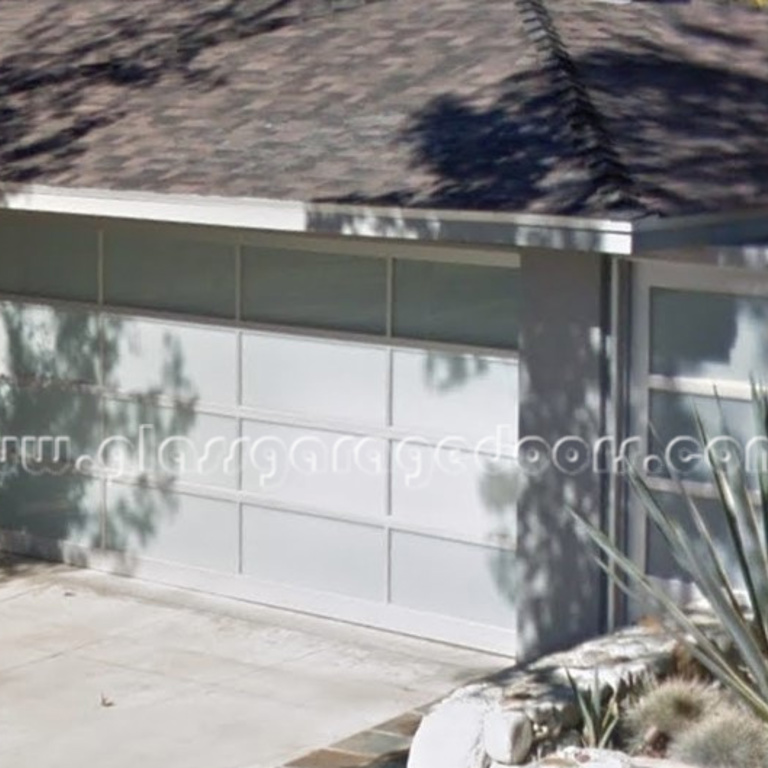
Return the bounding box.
[0,0,766,217]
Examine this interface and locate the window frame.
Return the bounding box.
[630,260,768,571]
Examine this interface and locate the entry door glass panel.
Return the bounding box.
[646,491,745,588]
[648,391,758,484]
[633,262,768,587]
[651,288,768,381]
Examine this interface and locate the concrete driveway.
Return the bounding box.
[0,556,504,768]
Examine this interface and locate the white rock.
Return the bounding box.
[630,759,697,768]
[407,690,494,768]
[553,748,632,768]
[535,749,693,768]
[483,709,534,765]
[447,682,504,706]
[519,750,694,768]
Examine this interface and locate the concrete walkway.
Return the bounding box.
[0,556,505,768]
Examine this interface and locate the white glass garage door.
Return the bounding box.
[630,261,768,597]
[0,216,521,653]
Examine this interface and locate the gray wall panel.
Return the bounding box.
[516,250,606,659]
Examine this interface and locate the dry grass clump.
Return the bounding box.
[625,678,768,768]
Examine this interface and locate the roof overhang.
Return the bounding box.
[3,184,768,258]
[2,184,635,255]
[634,207,768,254]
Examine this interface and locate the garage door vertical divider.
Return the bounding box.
[235,239,244,575]
[97,226,107,551]
[385,254,395,605]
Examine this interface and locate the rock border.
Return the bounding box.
[407,624,678,768]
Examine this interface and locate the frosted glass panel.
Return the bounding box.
[242,332,388,425]
[104,231,235,317]
[391,532,516,627]
[646,492,741,587]
[242,247,386,334]
[106,484,238,572]
[391,443,518,543]
[103,401,239,490]
[0,302,99,384]
[104,316,238,407]
[0,385,102,464]
[394,260,520,349]
[648,392,758,484]
[651,288,768,381]
[0,218,97,301]
[392,349,518,440]
[241,420,387,517]
[242,505,386,600]
[0,474,102,547]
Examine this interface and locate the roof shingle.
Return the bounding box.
[0,0,766,217]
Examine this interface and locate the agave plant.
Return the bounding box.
[566,669,622,749]
[572,381,768,723]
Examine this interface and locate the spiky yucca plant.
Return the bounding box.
[572,382,768,723]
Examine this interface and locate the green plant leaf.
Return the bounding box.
[572,510,768,720]
[626,463,768,698]
[697,397,768,655]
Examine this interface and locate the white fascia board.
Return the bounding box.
[2,184,635,255]
[4,185,307,233]
[634,206,768,253]
[632,242,768,271]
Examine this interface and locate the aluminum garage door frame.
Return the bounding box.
[0,217,522,654]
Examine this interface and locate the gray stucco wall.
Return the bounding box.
[516,249,608,659]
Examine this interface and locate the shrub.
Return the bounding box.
[671,707,768,768]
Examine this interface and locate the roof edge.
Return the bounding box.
[5,185,768,257]
[1,184,635,254]
[634,207,768,252]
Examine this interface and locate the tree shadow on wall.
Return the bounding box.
[304,26,768,656]
[0,300,198,578]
